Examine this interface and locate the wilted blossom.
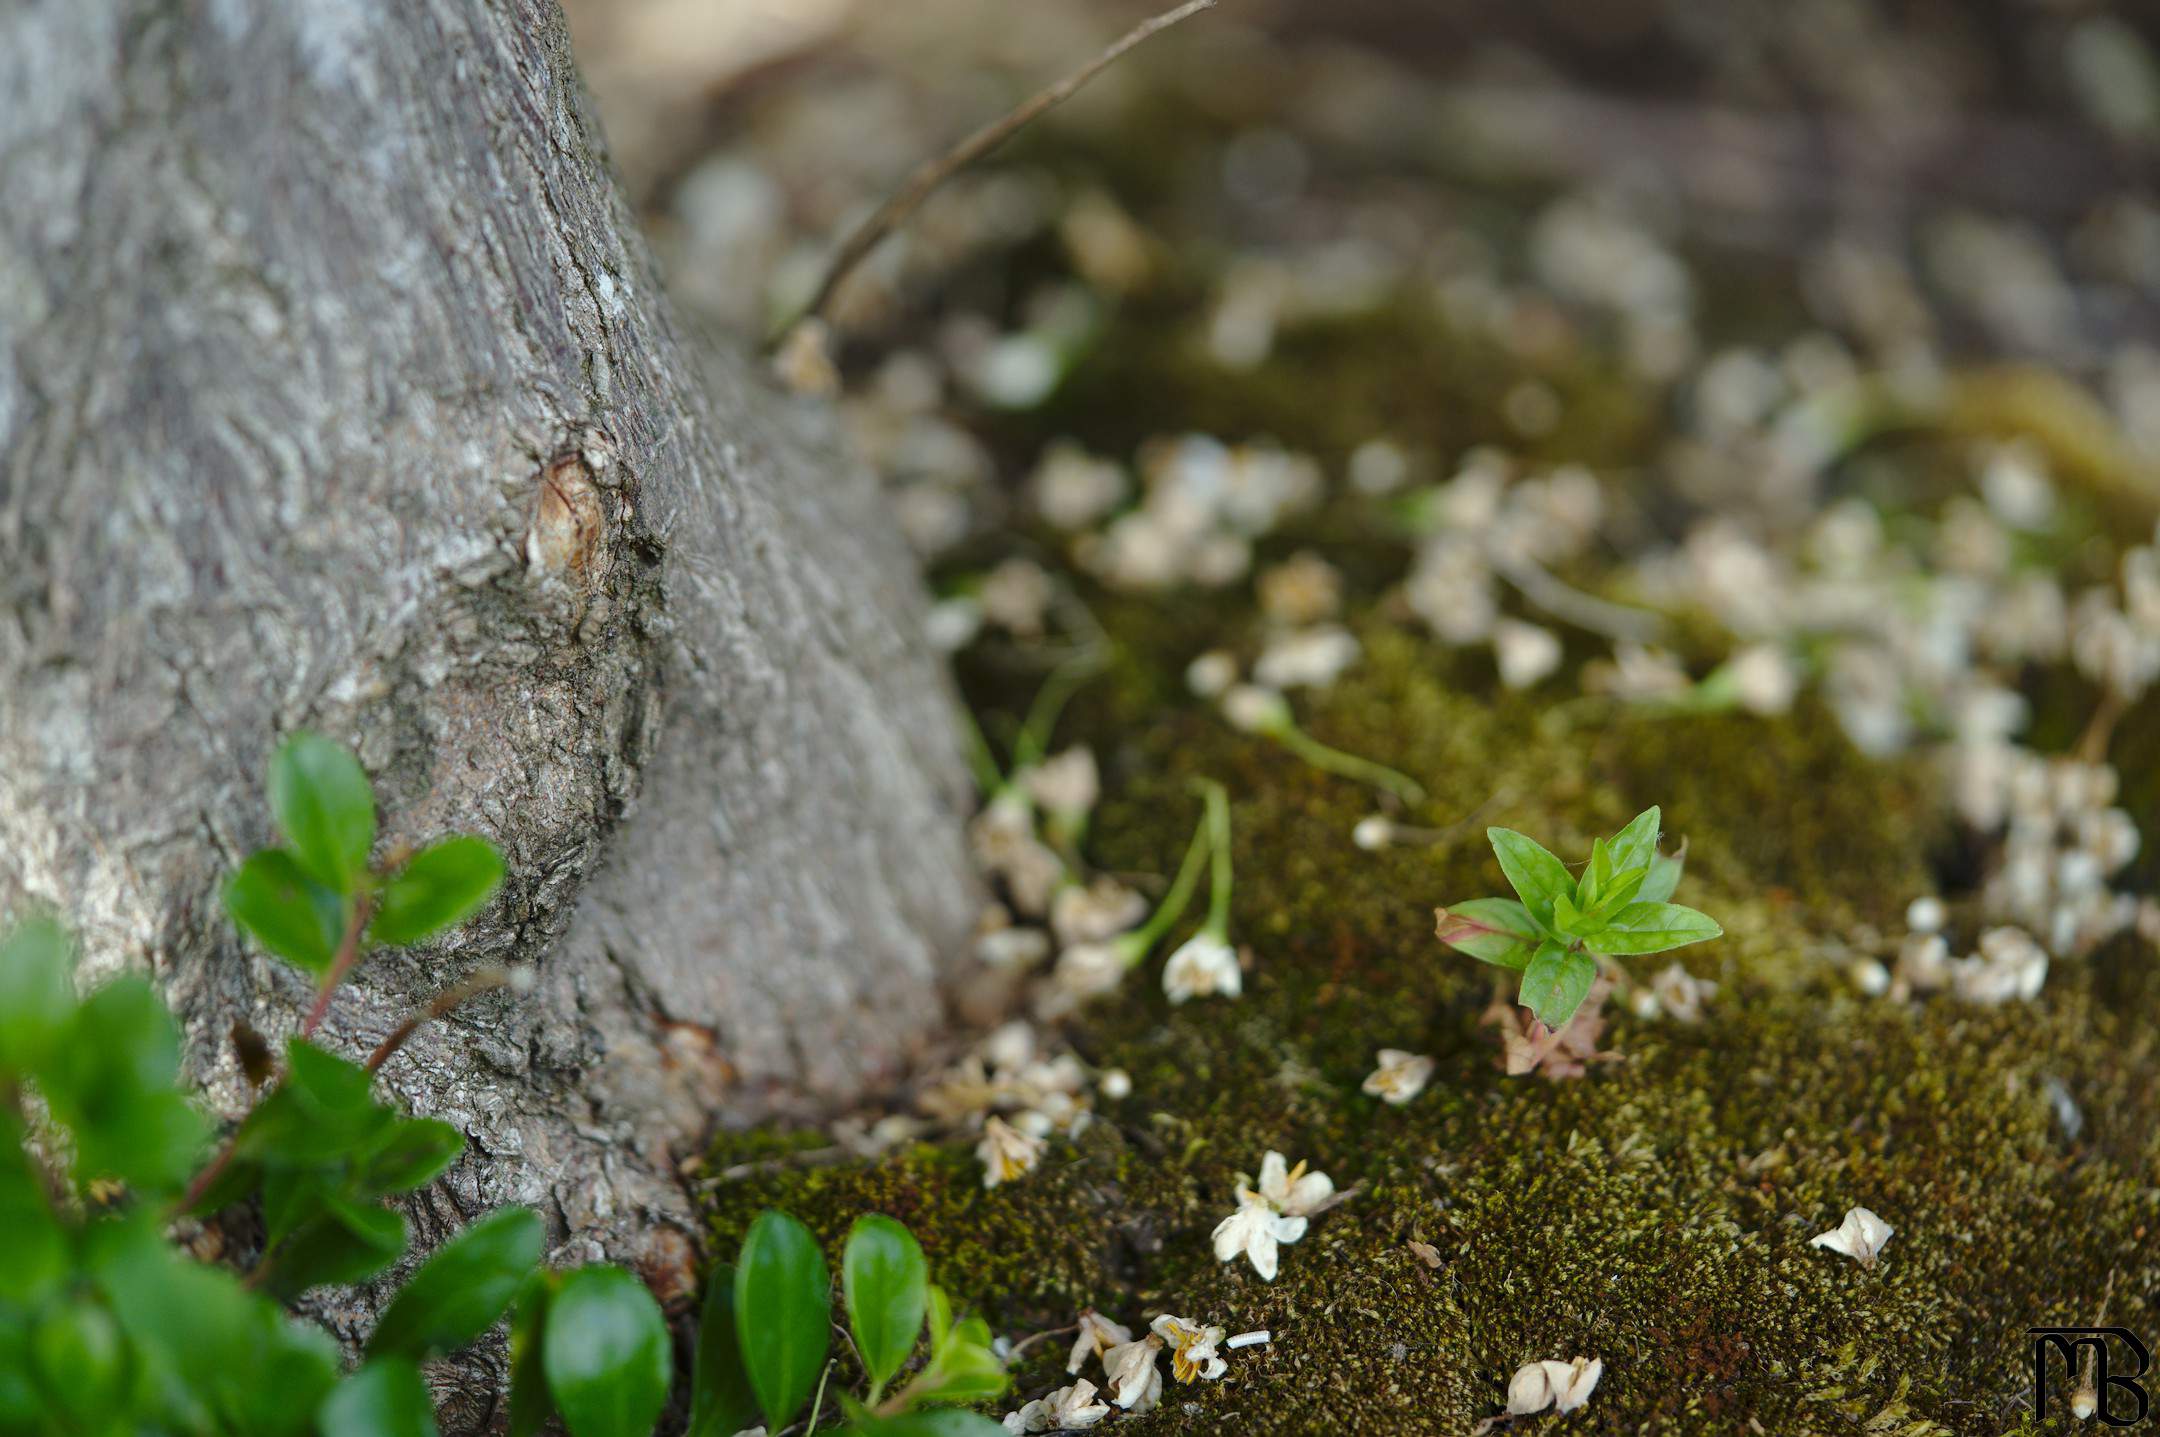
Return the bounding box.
[1810,1205,1893,1266]
[1361,1048,1434,1105]
[1507,1356,1604,1415]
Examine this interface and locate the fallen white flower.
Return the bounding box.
[1149,1315,1228,1383]
[1067,1310,1133,1375]
[977,1115,1045,1189]
[1163,932,1241,1003]
[1362,1048,1435,1105]
[1007,1380,1111,1431]
[1253,624,1360,690]
[1507,1356,1603,1415]
[1100,1336,1163,1412]
[1493,618,1563,689]
[1810,1205,1893,1266]
[1210,1196,1307,1282]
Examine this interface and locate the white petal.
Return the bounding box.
[1246,1226,1279,1281]
[1257,1151,1289,1200]
[1283,1169,1335,1214]
[1272,1213,1308,1246]
[1507,1362,1555,1415]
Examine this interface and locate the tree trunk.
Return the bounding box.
[0,0,980,1389]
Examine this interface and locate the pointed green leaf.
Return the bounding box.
[0,916,75,1074]
[1586,902,1723,956]
[1519,939,1597,1031]
[359,1118,467,1196]
[270,732,377,893]
[543,1265,672,1437]
[1552,891,1591,938]
[1607,806,1662,878]
[224,849,348,976]
[843,1214,928,1392]
[690,1263,758,1437]
[1486,828,1575,925]
[261,1195,408,1297]
[1586,864,1650,921]
[369,1208,544,1361]
[1434,897,1542,970]
[42,979,207,1192]
[319,1356,440,1437]
[367,837,506,948]
[734,1210,832,1429]
[1638,843,1686,903]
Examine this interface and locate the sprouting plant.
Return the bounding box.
[693,1209,1007,1437]
[1435,805,1721,1030]
[0,733,680,1437]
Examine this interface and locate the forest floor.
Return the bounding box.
[571,2,2160,1430]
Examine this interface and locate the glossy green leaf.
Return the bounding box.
[0,916,75,1073]
[1585,864,1650,922]
[543,1265,672,1437]
[1637,844,1686,903]
[734,1210,832,1429]
[368,837,506,948]
[843,1215,928,1392]
[690,1262,758,1437]
[506,1274,556,1437]
[358,1118,467,1196]
[1605,806,1662,881]
[270,731,377,892]
[319,1357,440,1437]
[1433,897,1540,969]
[1551,891,1591,938]
[1486,828,1575,925]
[907,1314,1005,1406]
[1586,901,1723,956]
[1519,939,1597,1031]
[224,849,349,976]
[237,1041,399,1170]
[369,1207,544,1361]
[261,1195,408,1298]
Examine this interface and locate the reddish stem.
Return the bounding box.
[299,894,374,1038]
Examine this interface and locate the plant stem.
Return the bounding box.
[1275,724,1426,806]
[299,894,376,1038]
[1125,802,1212,963]
[1200,779,1232,936]
[1012,646,1108,770]
[805,1357,836,1434]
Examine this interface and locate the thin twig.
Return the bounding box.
[365,967,521,1074]
[776,0,1218,342]
[299,895,376,1038]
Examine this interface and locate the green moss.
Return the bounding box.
[706,604,2157,1434]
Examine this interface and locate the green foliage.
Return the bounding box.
[540,1267,673,1437]
[844,1214,929,1396]
[735,1209,833,1427]
[699,1209,1005,1434]
[1438,806,1722,1028]
[0,734,563,1437]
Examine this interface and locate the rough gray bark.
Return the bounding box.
[0,0,980,1407]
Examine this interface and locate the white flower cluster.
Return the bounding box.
[1007,1310,1245,1428]
[1402,452,1602,688]
[1887,900,2050,1007]
[1068,435,1324,592]
[914,1021,1100,1189]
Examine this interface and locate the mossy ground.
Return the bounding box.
[706,588,2160,1434]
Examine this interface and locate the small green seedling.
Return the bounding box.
[1435,805,1721,1030]
[693,1209,1007,1437]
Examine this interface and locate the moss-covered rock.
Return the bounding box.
[705,609,2158,1434]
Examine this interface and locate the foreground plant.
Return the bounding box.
[1435,806,1721,1030]
[695,1209,1006,1436]
[0,734,676,1436]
